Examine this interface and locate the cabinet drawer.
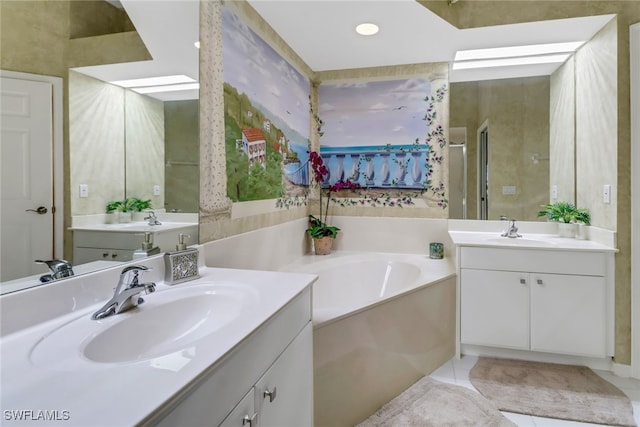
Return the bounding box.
[460,247,605,276]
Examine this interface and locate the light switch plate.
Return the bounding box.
[153,185,161,196]
[502,185,516,195]
[79,184,89,198]
[551,185,558,199]
[603,184,611,204]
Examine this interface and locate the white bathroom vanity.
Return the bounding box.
[449,227,617,367]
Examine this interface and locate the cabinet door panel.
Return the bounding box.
[219,388,255,427]
[461,269,529,350]
[530,273,606,357]
[255,323,313,427]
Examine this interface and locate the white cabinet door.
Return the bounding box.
[219,388,256,427]
[461,269,529,350]
[255,323,313,427]
[530,273,607,357]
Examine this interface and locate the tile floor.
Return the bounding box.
[429,356,640,427]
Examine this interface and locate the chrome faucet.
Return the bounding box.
[501,218,522,238]
[36,259,74,282]
[144,210,162,226]
[91,265,156,320]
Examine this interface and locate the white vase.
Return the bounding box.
[118,212,132,223]
[576,223,589,240]
[557,222,577,238]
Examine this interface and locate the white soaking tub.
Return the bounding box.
[280,251,457,427]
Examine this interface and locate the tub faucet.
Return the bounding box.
[91,265,156,320]
[501,218,522,238]
[144,210,162,226]
[36,259,74,282]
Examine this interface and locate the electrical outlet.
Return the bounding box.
[153,185,161,196]
[603,184,611,204]
[79,184,89,198]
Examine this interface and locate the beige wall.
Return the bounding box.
[550,56,576,204]
[576,18,618,231]
[165,100,199,213]
[69,71,165,216]
[451,77,550,221]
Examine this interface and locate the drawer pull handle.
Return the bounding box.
[102,252,109,258]
[519,278,526,285]
[537,279,543,285]
[242,413,257,426]
[264,387,277,403]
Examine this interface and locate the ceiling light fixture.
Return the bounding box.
[110,75,196,88]
[356,23,379,36]
[453,54,571,70]
[454,41,585,62]
[131,82,200,94]
[453,41,584,70]
[194,41,200,49]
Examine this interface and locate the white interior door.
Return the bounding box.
[1,77,54,281]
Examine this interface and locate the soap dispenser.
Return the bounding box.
[132,232,160,259]
[164,233,199,285]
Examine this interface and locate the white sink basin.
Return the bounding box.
[485,237,557,247]
[30,283,258,368]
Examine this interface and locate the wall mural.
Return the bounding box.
[318,78,448,208]
[222,5,310,203]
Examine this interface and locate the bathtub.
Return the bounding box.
[281,252,457,427]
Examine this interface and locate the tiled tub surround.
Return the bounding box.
[0,254,316,426]
[202,216,457,427]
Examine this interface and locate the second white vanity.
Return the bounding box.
[449,226,617,362]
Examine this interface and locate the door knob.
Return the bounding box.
[25,206,47,214]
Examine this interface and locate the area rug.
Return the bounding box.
[357,376,516,427]
[469,357,636,426]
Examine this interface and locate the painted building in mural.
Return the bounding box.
[239,128,267,168]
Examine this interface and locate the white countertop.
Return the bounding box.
[448,230,617,252]
[70,221,197,233]
[0,267,316,426]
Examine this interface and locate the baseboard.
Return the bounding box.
[461,344,614,372]
[612,361,633,378]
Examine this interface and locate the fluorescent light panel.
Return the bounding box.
[131,82,200,94]
[110,75,196,88]
[453,53,571,70]
[454,41,585,62]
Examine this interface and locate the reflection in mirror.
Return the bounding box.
[0,0,199,295]
[450,76,551,221]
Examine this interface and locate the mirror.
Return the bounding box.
[0,0,199,294]
[449,75,552,221]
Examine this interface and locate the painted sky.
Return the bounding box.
[318,78,432,148]
[222,6,310,138]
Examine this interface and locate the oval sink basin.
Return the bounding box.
[30,283,258,369]
[485,237,557,247]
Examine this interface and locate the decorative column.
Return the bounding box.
[395,152,407,186]
[335,154,345,183]
[411,152,423,186]
[348,154,360,183]
[199,0,232,226]
[364,154,376,186]
[380,152,391,186]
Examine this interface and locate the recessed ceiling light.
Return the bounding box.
[356,23,379,36]
[110,75,196,88]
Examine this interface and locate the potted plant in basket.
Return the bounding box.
[306,151,359,255]
[106,197,152,223]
